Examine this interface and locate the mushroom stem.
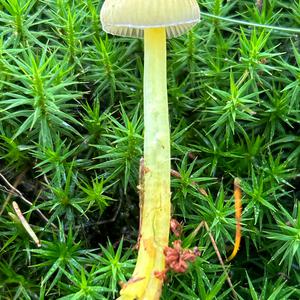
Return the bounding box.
[118,28,171,300]
[143,27,171,298]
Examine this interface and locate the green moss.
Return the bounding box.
[0,0,299,299]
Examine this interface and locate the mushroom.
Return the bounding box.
[100,1,200,299]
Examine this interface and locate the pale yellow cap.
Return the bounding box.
[100,0,200,38]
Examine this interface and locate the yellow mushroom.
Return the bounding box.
[100,1,200,299]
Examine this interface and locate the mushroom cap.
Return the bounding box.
[100,0,200,38]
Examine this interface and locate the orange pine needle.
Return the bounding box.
[227,178,242,262]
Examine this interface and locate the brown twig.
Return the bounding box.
[0,172,56,229]
[12,201,41,247]
[189,220,205,241]
[204,221,238,300]
[0,169,27,216]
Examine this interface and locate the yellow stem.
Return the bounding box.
[118,28,170,300]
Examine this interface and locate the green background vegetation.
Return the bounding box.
[0,0,299,299]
